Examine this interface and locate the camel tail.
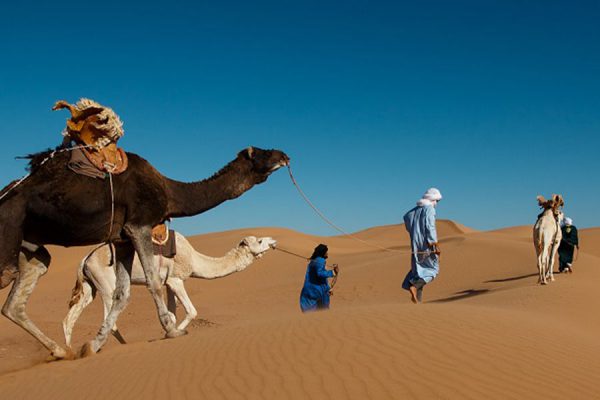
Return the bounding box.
[68,245,102,309]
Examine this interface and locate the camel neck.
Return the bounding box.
[164,160,258,218]
[190,247,255,279]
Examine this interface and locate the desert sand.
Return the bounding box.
[0,220,599,399]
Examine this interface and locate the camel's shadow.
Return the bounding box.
[484,273,538,283]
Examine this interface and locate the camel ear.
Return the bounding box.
[239,147,255,160]
[239,237,250,247]
[537,195,547,207]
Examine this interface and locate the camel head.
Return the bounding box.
[53,98,124,148]
[237,147,290,182]
[537,194,564,217]
[239,236,277,259]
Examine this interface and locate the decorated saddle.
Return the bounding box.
[152,223,177,258]
[53,98,128,175]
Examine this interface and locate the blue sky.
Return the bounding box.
[1,0,598,235]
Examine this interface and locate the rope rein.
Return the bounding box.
[274,246,309,260]
[287,166,399,253]
[286,165,435,257]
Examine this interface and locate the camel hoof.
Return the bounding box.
[47,346,73,361]
[165,329,187,339]
[79,342,96,358]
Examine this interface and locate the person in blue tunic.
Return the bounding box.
[402,188,443,303]
[300,244,339,312]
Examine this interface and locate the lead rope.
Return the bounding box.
[287,166,398,253]
[104,167,117,266]
[287,165,435,257]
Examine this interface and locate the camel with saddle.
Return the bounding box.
[63,232,277,347]
[0,98,289,358]
[533,194,564,285]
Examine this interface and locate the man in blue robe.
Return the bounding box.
[402,188,443,303]
[300,244,338,312]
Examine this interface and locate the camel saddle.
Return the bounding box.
[80,143,128,175]
[53,99,129,175]
[152,224,177,258]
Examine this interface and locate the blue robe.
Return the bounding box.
[402,204,439,290]
[300,257,334,312]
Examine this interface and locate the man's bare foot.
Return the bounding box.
[409,286,419,304]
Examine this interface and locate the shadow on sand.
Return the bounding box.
[484,273,538,283]
[430,289,491,303]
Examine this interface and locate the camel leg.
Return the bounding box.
[82,243,133,356]
[2,247,70,359]
[538,246,549,285]
[166,278,197,331]
[63,280,95,349]
[548,242,559,282]
[127,225,185,338]
[91,276,127,344]
[166,285,178,316]
[166,285,180,326]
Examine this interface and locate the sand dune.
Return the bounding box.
[1,221,599,399]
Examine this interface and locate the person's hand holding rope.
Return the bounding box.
[429,242,441,256]
[329,264,339,296]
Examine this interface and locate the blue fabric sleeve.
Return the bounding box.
[425,206,438,244]
[315,258,334,278]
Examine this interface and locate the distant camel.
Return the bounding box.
[63,234,276,347]
[533,194,564,285]
[0,99,289,358]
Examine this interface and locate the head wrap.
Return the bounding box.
[310,244,329,260]
[564,217,573,226]
[417,188,443,206]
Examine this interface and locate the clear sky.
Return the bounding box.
[1,0,598,236]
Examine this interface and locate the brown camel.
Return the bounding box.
[0,129,289,358]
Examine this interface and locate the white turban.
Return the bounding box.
[564,217,573,226]
[423,188,442,201]
[417,188,443,206]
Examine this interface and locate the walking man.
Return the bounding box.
[558,217,579,273]
[402,188,443,303]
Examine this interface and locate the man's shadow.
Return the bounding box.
[430,289,490,303]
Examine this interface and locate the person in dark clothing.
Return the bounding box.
[299,244,339,312]
[558,217,579,273]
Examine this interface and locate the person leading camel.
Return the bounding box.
[300,244,338,312]
[402,188,442,304]
[558,217,579,273]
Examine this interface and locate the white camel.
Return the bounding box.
[63,233,276,347]
[533,194,564,285]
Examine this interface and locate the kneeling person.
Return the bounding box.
[300,244,338,312]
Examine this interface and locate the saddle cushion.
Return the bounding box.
[152,224,177,258]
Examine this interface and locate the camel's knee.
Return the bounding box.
[2,301,24,322]
[111,288,130,308]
